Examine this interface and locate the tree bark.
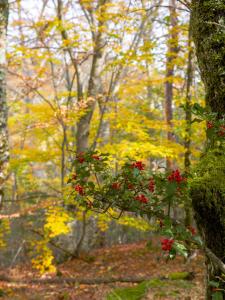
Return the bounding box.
[190,1,225,298]
[184,20,193,235]
[76,0,108,154]
[0,0,9,209]
[165,0,179,170]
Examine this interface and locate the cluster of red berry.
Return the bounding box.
[148,178,155,193]
[112,182,120,190]
[168,169,185,184]
[76,152,101,163]
[218,125,225,137]
[207,121,225,137]
[127,183,134,190]
[207,121,214,129]
[77,152,85,163]
[135,194,148,204]
[161,238,174,251]
[131,161,145,170]
[74,184,85,196]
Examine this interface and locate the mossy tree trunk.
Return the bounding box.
[190,1,225,299]
[0,0,9,209]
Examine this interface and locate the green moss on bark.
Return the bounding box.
[191,149,225,258]
[191,0,225,115]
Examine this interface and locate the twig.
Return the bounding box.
[31,229,75,258]
[10,240,26,267]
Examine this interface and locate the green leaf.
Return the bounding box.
[87,181,95,189]
[133,168,140,177]
[209,281,220,288]
[166,182,177,197]
[173,242,188,258]
[193,235,203,246]
[192,103,205,114]
[212,291,223,300]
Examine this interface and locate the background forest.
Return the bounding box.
[0,0,222,299]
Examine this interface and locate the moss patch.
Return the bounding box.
[106,281,149,300]
[190,148,225,259]
[106,278,194,300]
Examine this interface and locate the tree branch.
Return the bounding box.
[205,247,225,274]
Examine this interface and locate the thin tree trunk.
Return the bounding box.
[184,25,193,175]
[0,0,9,209]
[61,124,67,188]
[165,0,178,170]
[73,210,87,257]
[190,1,225,299]
[184,20,193,249]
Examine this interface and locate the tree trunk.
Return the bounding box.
[190,1,225,299]
[165,0,178,170]
[0,0,9,209]
[184,20,193,235]
[76,0,107,154]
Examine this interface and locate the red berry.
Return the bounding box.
[77,152,85,163]
[161,238,174,251]
[131,161,145,170]
[112,182,120,190]
[168,169,185,184]
[218,125,225,137]
[92,155,100,160]
[75,184,85,195]
[148,178,155,193]
[127,183,134,190]
[78,157,85,163]
[135,194,148,204]
[207,121,214,129]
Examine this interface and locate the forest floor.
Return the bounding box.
[0,240,205,300]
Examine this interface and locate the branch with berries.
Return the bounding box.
[67,150,199,259]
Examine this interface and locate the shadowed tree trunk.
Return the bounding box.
[0,0,9,209]
[190,1,225,298]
